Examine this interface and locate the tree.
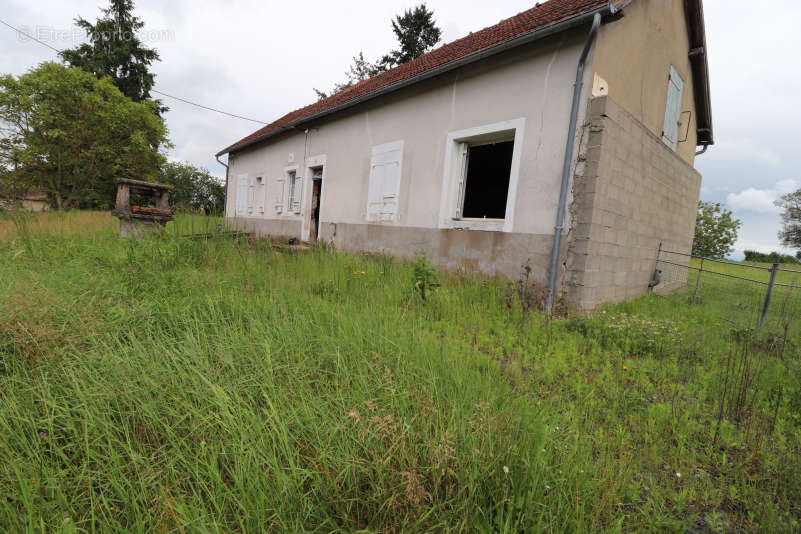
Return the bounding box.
[692,201,741,259]
[314,53,380,100]
[59,0,163,110]
[0,62,168,210]
[159,161,225,214]
[314,3,441,100]
[377,3,442,70]
[776,189,801,252]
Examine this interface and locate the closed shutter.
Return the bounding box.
[247,177,255,213]
[274,177,285,212]
[236,174,248,214]
[256,176,265,214]
[366,141,404,222]
[661,65,684,151]
[290,174,302,213]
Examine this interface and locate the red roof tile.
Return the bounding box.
[219,0,610,155]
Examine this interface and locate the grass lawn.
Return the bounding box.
[0,212,799,533]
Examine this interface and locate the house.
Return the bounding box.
[216,0,711,310]
[0,191,49,212]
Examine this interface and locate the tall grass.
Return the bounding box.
[0,215,799,532]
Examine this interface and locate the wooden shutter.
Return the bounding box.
[256,176,265,214]
[366,141,403,222]
[236,174,248,214]
[247,177,256,213]
[454,142,469,218]
[274,177,285,212]
[661,65,684,151]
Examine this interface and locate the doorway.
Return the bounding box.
[309,167,323,241]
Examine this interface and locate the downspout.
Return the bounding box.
[695,145,708,156]
[215,154,229,218]
[545,12,602,313]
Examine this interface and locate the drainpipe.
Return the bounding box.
[545,12,602,313]
[215,154,229,218]
[695,144,709,156]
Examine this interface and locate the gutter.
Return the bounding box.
[545,12,603,313]
[215,154,229,218]
[217,4,615,157]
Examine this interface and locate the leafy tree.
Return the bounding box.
[0,62,168,210]
[692,201,741,259]
[59,0,163,110]
[743,250,798,264]
[776,189,801,252]
[314,3,441,100]
[314,52,380,100]
[159,161,225,214]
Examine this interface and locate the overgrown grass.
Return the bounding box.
[0,214,799,533]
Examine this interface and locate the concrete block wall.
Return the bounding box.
[565,96,702,309]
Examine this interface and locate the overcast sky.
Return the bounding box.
[2,0,799,255]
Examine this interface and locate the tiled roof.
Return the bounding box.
[219,0,610,155]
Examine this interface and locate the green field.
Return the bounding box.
[1,212,799,533]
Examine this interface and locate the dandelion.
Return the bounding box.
[503,465,510,474]
[622,365,629,371]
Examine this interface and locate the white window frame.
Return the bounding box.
[438,118,525,233]
[283,165,300,215]
[366,140,404,223]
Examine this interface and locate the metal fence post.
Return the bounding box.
[692,257,704,304]
[759,262,780,327]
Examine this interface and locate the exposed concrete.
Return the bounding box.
[119,219,162,239]
[229,217,302,239]
[565,96,702,309]
[593,0,699,165]
[318,222,556,281]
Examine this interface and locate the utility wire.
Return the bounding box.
[0,17,269,125]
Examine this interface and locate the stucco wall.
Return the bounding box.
[565,96,702,309]
[592,0,698,165]
[226,28,594,245]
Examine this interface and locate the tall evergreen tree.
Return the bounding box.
[314,3,441,100]
[378,4,442,70]
[60,0,163,109]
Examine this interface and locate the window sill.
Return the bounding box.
[444,218,506,232]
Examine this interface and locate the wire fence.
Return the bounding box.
[653,248,801,338]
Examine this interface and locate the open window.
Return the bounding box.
[439,119,524,232]
[287,170,302,214]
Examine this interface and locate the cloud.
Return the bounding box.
[727,179,799,214]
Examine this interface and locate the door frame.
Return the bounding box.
[301,154,327,241]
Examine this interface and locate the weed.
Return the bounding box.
[411,253,439,301]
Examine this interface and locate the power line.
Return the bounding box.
[0,17,269,125]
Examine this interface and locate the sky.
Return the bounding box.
[1,0,799,256]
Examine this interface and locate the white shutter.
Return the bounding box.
[236,174,248,215]
[247,177,255,213]
[366,140,403,222]
[367,162,385,220]
[256,176,265,214]
[661,65,684,151]
[291,174,302,213]
[454,142,469,218]
[274,177,285,213]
